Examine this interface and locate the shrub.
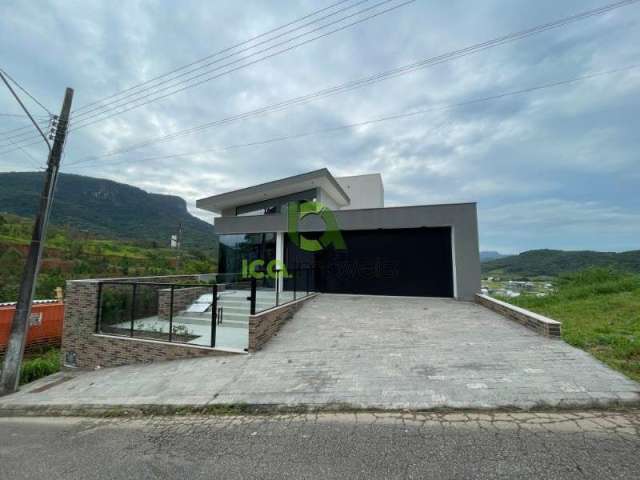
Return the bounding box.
[19,349,61,385]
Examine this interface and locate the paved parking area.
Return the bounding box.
[1,294,638,411]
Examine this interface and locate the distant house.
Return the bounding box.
[197,168,481,300]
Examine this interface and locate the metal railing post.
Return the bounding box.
[293,267,297,301]
[306,267,310,296]
[95,282,103,333]
[211,284,218,347]
[168,285,175,342]
[249,278,257,315]
[130,283,137,337]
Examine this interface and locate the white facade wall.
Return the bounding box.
[335,174,384,210]
[316,188,341,210]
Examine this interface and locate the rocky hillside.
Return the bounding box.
[0,172,215,251]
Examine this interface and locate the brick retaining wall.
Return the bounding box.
[476,294,562,338]
[248,294,318,352]
[61,275,238,369]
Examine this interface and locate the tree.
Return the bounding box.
[119,256,130,275]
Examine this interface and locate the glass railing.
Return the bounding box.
[252,267,315,314]
[95,269,316,350]
[96,280,251,351]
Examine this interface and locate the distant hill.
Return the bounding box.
[0,172,215,251]
[482,249,640,277]
[480,251,508,262]
[0,213,216,302]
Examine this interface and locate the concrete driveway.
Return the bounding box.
[1,295,639,411]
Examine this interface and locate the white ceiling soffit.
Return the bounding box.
[195,168,350,214]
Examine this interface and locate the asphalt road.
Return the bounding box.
[1,411,639,479]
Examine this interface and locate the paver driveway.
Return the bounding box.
[1,294,639,410]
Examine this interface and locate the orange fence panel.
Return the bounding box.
[0,302,64,355]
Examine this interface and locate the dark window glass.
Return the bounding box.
[235,189,317,216]
[218,233,276,274]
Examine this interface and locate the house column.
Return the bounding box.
[275,231,284,293]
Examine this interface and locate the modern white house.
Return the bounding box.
[196,168,481,300]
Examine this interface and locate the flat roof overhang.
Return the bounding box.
[196,168,350,214]
[212,202,477,234]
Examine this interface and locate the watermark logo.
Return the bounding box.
[242,259,290,280]
[328,257,399,280]
[287,200,345,252]
[242,200,345,280]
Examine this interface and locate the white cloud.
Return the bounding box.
[1,0,639,253]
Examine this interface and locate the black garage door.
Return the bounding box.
[284,227,453,297]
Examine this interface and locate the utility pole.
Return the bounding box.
[0,87,74,395]
[175,223,183,271]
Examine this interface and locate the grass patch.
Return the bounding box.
[509,268,640,382]
[19,349,61,385]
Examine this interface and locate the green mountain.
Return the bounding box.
[480,250,507,262]
[482,249,640,277]
[0,172,215,251]
[0,213,216,302]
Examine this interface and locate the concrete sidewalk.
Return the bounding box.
[1,295,639,414]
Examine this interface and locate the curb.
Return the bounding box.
[476,294,562,338]
[2,399,640,418]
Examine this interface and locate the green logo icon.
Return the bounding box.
[242,259,291,280]
[287,200,346,252]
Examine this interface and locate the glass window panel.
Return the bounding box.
[218,233,276,274]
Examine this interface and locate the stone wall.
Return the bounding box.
[248,294,318,352]
[476,294,562,338]
[61,275,237,369]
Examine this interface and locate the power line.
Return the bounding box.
[0,118,52,143]
[5,137,44,170]
[0,112,49,118]
[63,0,640,165]
[2,0,638,156]
[72,0,358,113]
[65,0,413,131]
[0,81,51,141]
[63,0,640,131]
[0,122,53,151]
[0,68,53,116]
[0,70,51,152]
[0,0,410,150]
[70,0,372,120]
[67,63,640,171]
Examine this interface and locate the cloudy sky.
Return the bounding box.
[1,0,639,254]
